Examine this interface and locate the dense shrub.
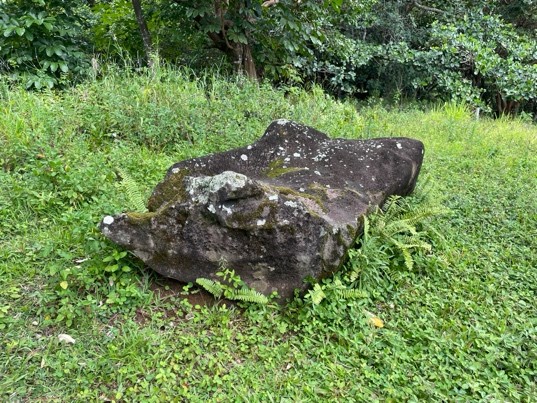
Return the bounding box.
[0,0,92,89]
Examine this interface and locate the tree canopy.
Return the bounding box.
[1,0,535,117]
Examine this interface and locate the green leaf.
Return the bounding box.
[54,46,64,57]
[236,33,248,45]
[15,27,25,36]
[3,27,14,37]
[105,264,119,272]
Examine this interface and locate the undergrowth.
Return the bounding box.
[196,262,271,305]
[0,66,536,400]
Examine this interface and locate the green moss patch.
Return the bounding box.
[264,158,308,178]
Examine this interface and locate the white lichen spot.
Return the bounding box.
[268,194,278,201]
[247,145,252,150]
[313,152,327,162]
[240,154,248,161]
[314,171,321,176]
[222,205,232,215]
[207,204,216,214]
[299,188,305,192]
[257,219,266,226]
[276,118,290,125]
[171,167,180,174]
[282,219,290,225]
[293,152,301,158]
[376,144,382,148]
[103,216,114,225]
[284,201,298,208]
[396,143,402,149]
[186,171,248,205]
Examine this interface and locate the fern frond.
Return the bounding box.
[400,206,449,227]
[402,248,414,270]
[333,288,368,299]
[117,168,146,212]
[228,287,268,304]
[196,278,224,298]
[309,284,326,305]
[382,220,418,237]
[393,236,432,251]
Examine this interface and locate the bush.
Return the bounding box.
[0,0,91,89]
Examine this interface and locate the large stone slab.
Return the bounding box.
[100,120,424,300]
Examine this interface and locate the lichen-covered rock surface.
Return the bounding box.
[100,120,424,300]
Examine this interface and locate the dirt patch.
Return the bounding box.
[149,276,216,306]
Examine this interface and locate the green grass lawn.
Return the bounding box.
[1,69,536,401]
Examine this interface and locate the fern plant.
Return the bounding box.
[346,191,450,286]
[307,182,449,306]
[196,262,269,305]
[116,168,147,212]
[306,278,368,305]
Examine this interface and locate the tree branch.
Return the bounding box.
[413,1,445,14]
[262,0,279,7]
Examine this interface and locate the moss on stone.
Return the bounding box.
[147,168,190,211]
[225,198,277,230]
[275,186,327,215]
[264,158,308,178]
[126,211,159,224]
[344,187,365,199]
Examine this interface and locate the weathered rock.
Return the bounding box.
[100,120,424,300]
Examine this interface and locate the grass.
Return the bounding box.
[0,66,536,401]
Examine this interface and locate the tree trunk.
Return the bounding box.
[207,31,258,80]
[131,0,153,65]
[232,42,257,80]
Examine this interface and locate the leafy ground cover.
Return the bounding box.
[0,68,536,401]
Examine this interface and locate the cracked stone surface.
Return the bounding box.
[100,120,424,300]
